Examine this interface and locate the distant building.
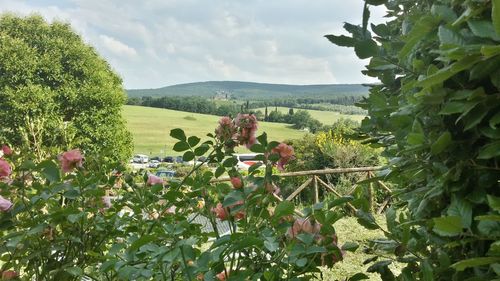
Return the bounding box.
[213,90,231,100]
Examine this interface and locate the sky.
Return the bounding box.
[0,0,386,89]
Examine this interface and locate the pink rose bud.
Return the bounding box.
[0,159,12,178]
[272,143,295,171]
[0,195,12,212]
[1,145,12,156]
[147,174,164,186]
[58,149,84,173]
[211,203,229,221]
[1,270,18,280]
[230,177,243,189]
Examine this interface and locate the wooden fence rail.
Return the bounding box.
[211,166,392,215]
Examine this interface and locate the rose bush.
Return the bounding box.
[0,114,355,280]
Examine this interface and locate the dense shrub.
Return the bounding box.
[283,119,382,203]
[327,0,500,279]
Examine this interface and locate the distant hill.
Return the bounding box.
[126,81,368,100]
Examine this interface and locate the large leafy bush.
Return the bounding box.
[327,0,500,279]
[0,14,132,162]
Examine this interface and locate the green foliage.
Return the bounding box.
[0,120,354,280]
[327,0,500,279]
[284,120,382,202]
[0,14,132,162]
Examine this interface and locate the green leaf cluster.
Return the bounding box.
[327,0,500,279]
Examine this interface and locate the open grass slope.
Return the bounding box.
[257,106,366,125]
[123,105,307,156]
[127,81,368,100]
[321,216,401,280]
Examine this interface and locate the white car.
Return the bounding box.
[132,154,149,163]
[148,160,160,168]
[235,153,262,170]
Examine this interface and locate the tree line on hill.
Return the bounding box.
[246,95,363,107]
[126,96,341,132]
[246,99,366,115]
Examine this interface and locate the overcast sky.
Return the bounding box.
[0,0,386,89]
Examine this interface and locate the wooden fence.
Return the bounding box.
[213,166,392,215]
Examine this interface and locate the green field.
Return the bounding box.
[123,105,307,156]
[257,107,365,125]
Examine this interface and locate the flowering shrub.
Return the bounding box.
[0,115,354,280]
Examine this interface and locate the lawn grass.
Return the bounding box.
[123,105,307,156]
[256,107,365,125]
[321,216,401,280]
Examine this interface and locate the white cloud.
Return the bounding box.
[99,35,137,58]
[0,0,389,88]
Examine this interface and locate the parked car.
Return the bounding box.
[175,156,183,163]
[155,169,176,179]
[132,154,149,163]
[148,160,160,168]
[235,153,261,170]
[163,156,174,163]
[150,156,161,161]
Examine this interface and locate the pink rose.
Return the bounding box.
[1,145,12,156]
[211,203,229,221]
[0,159,12,178]
[230,177,243,189]
[216,270,229,281]
[102,196,112,209]
[147,174,164,186]
[287,218,321,239]
[215,116,237,148]
[0,196,12,212]
[1,270,18,280]
[165,205,176,214]
[272,143,295,171]
[234,114,258,148]
[58,149,84,173]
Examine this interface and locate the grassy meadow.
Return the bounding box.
[256,106,365,125]
[123,105,308,155]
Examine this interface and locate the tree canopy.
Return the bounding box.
[0,14,132,161]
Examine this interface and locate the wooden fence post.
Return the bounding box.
[313,176,319,204]
[367,172,374,212]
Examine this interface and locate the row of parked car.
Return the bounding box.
[131,153,261,170]
[131,154,209,167]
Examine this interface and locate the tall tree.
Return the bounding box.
[0,14,132,162]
